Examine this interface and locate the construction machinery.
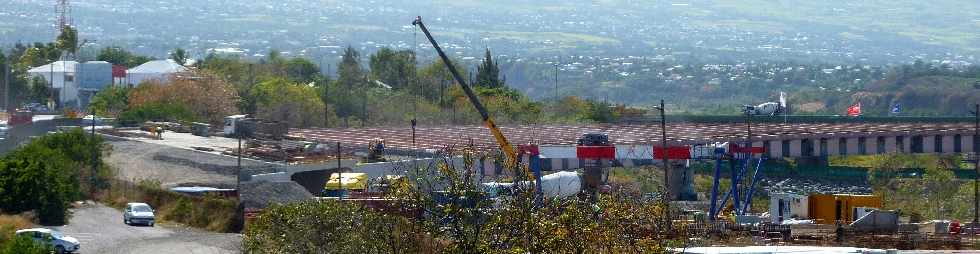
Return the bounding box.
[412,16,518,167]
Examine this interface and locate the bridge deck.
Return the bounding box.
[288,123,976,153]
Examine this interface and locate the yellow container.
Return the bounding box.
[808,194,882,224]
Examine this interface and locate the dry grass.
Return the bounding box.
[0,213,35,244]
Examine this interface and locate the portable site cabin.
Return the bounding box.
[808,194,881,224]
[770,193,809,224]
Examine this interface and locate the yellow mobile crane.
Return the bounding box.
[412,16,518,166]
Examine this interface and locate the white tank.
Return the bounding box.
[482,171,583,199]
[538,171,583,198]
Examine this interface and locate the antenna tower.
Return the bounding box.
[55,0,71,31]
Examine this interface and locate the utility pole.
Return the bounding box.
[90,112,97,198]
[554,63,559,103]
[3,63,9,111]
[237,130,242,192]
[972,103,979,227]
[654,100,669,200]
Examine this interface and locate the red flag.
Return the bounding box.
[847,102,862,116]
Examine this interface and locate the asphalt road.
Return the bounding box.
[51,203,241,254]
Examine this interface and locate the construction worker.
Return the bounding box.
[156,126,164,140]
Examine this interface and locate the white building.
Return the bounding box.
[770,193,808,224]
[26,60,114,109]
[27,60,79,109]
[126,59,189,86]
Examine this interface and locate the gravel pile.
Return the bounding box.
[764,178,872,195]
[240,181,313,209]
[106,140,276,187]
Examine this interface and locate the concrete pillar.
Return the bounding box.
[942,135,955,155]
[846,138,859,155]
[965,135,976,153]
[885,136,897,153]
[923,136,936,153]
[769,140,783,158]
[789,139,802,157]
[903,136,913,153]
[828,137,841,155]
[814,139,823,157]
[865,138,876,155]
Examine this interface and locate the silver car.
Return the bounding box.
[15,228,80,253]
[123,202,156,226]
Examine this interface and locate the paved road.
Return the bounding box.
[50,203,241,254]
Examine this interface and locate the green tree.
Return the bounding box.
[54,26,78,54]
[252,78,332,128]
[97,47,151,68]
[335,46,366,126]
[369,48,416,90]
[475,48,503,88]
[283,58,320,84]
[88,85,130,117]
[97,47,131,66]
[170,48,188,66]
[0,128,112,225]
[18,48,46,68]
[922,162,958,219]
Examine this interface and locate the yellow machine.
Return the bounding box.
[324,173,369,191]
[413,16,518,168]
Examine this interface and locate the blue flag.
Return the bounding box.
[891,103,902,114]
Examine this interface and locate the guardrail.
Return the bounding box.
[618,115,976,124]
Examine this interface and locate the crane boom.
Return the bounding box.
[412,16,518,166]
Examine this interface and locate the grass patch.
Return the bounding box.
[97,179,240,233]
[0,214,34,243]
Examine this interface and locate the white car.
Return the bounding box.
[15,228,80,253]
[0,122,8,139]
[123,202,156,226]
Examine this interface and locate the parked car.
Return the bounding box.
[14,228,80,253]
[0,122,8,139]
[123,202,156,226]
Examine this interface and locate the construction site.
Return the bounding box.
[89,17,979,251]
[101,17,979,252]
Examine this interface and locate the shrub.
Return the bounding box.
[0,129,108,225]
[0,235,51,254]
[118,103,197,125]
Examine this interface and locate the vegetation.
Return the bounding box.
[127,71,240,125]
[0,129,111,225]
[97,179,240,232]
[868,154,975,221]
[88,85,131,117]
[194,46,635,127]
[96,47,154,68]
[244,149,684,253]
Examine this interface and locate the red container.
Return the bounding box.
[576,146,616,159]
[652,146,692,159]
